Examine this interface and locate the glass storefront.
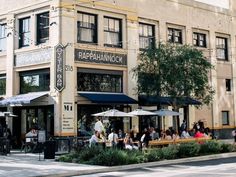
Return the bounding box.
[19,69,50,94]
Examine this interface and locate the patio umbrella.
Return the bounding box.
[154,109,182,130]
[128,109,157,116]
[154,109,182,116]
[92,109,131,117]
[0,112,17,117]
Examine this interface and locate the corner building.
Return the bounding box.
[0,0,235,146]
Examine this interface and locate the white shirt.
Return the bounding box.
[94,120,104,133]
[108,132,118,144]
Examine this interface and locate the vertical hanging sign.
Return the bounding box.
[55,44,65,92]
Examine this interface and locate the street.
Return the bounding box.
[77,157,236,177]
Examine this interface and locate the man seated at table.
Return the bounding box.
[108,129,118,147]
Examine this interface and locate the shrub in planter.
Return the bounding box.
[145,148,163,162]
[177,142,200,158]
[58,153,74,162]
[220,143,234,153]
[199,140,221,154]
[78,145,104,162]
[162,145,178,159]
[90,148,129,166]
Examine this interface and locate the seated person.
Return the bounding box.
[89,131,102,147]
[181,129,191,138]
[164,130,172,140]
[123,133,138,150]
[194,130,204,138]
[108,129,118,147]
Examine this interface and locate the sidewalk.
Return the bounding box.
[0,139,235,177]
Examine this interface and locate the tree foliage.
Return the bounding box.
[132,43,215,107]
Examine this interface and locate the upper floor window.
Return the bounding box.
[168,28,182,44]
[139,23,155,49]
[20,69,50,94]
[0,74,6,95]
[77,12,97,44]
[0,24,6,52]
[193,32,206,48]
[19,17,30,48]
[216,37,228,60]
[226,79,231,92]
[37,12,49,44]
[222,111,229,125]
[104,17,122,48]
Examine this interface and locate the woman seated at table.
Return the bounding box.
[164,130,172,140]
[123,133,138,150]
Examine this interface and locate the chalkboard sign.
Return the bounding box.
[38,130,46,143]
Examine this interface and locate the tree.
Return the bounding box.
[133,43,215,110]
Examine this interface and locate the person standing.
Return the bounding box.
[94,117,104,133]
[232,129,236,144]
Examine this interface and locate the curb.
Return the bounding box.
[41,152,236,177]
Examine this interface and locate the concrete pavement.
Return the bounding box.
[0,139,235,177]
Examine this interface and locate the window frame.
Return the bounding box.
[222,111,229,126]
[37,12,49,44]
[226,79,231,92]
[168,28,182,44]
[19,69,50,94]
[216,36,228,61]
[77,12,97,44]
[19,17,31,48]
[0,23,6,52]
[139,22,155,49]
[104,16,122,48]
[77,69,123,93]
[0,74,6,95]
[193,32,207,48]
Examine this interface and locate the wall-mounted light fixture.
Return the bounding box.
[50,22,57,26]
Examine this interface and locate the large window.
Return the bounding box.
[20,69,50,94]
[77,12,97,44]
[19,17,31,48]
[168,28,182,44]
[216,37,228,60]
[104,17,122,48]
[139,23,155,49]
[77,69,122,93]
[222,111,229,125]
[0,24,6,52]
[193,32,206,48]
[37,12,49,44]
[0,74,6,95]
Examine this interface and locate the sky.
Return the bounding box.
[195,0,229,9]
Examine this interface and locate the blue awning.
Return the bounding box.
[0,92,48,106]
[78,92,137,104]
[138,95,201,106]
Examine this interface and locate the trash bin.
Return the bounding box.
[44,140,56,159]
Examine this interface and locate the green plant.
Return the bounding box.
[145,148,163,162]
[199,140,221,154]
[78,145,104,162]
[220,143,234,153]
[162,145,179,159]
[178,142,200,158]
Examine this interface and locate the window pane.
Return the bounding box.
[77,12,97,43]
[77,72,122,92]
[104,17,121,47]
[0,74,6,95]
[20,70,50,94]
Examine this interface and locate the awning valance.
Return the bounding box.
[78,92,137,104]
[138,95,201,106]
[0,92,48,106]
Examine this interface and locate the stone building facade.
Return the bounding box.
[0,0,236,145]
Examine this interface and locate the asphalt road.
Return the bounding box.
[77,157,236,177]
